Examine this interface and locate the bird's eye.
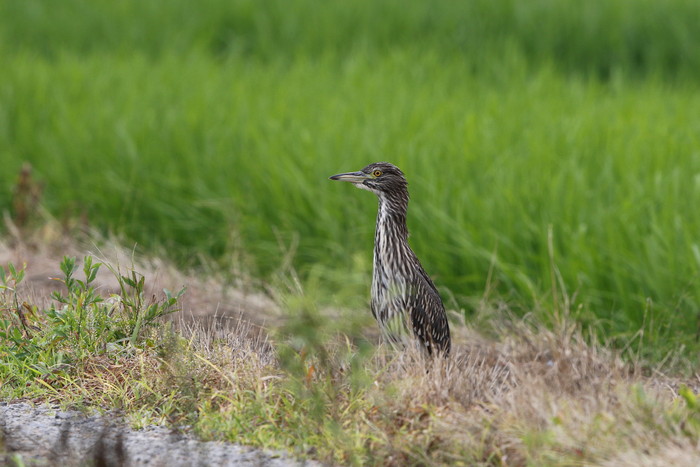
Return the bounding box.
[373,170,383,177]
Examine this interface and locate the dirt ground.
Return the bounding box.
[0,233,278,326]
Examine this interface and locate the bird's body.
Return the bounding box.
[330,162,451,356]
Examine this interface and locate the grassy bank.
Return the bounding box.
[2,0,700,358]
[2,251,700,465]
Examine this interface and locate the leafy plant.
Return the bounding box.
[0,261,35,358]
[0,256,184,394]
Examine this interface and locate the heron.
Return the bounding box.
[329,162,451,356]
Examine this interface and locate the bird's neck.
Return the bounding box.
[375,192,410,244]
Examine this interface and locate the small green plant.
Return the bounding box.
[46,256,108,356]
[109,263,185,345]
[45,256,184,357]
[0,261,36,359]
[0,256,185,395]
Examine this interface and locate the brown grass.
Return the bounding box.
[168,304,700,465]
[352,314,700,466]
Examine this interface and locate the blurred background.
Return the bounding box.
[2,0,700,361]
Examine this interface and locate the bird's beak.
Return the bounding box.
[329,171,369,183]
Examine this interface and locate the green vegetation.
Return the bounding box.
[2,1,700,359]
[0,257,182,396]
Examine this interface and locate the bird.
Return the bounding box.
[329,162,451,356]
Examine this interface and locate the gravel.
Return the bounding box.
[1,402,318,466]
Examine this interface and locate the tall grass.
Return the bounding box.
[2,0,700,358]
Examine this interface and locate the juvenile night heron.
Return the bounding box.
[329,162,451,356]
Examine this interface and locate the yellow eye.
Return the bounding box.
[373,170,383,177]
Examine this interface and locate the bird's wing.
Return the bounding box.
[408,272,451,355]
[415,264,441,297]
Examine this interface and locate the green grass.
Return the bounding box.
[2,0,700,359]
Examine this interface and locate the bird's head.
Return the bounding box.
[329,162,408,198]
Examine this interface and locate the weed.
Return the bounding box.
[0,256,183,396]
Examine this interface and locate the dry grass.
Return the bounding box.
[3,230,700,466]
[292,315,699,466]
[164,304,700,465]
